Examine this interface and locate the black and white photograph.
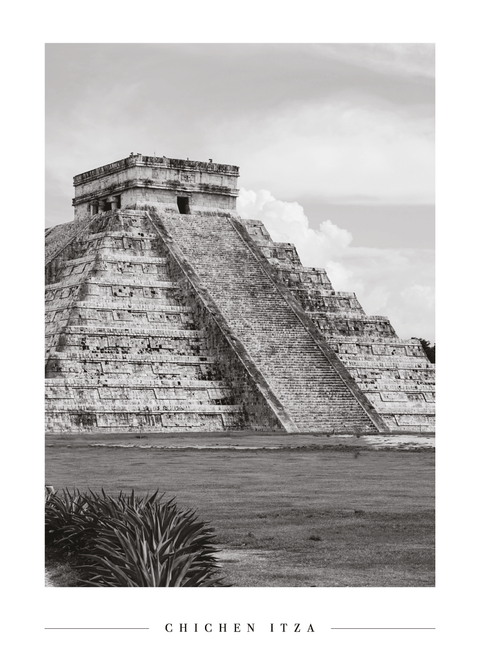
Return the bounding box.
[44,42,435,590]
[4,3,479,669]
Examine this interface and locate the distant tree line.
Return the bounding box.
[415,338,435,363]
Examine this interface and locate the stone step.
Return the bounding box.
[383,413,436,427]
[306,309,366,319]
[45,411,243,432]
[46,299,191,313]
[46,389,233,402]
[46,276,179,291]
[46,399,243,411]
[48,348,209,361]
[46,316,196,331]
[46,324,203,338]
[46,301,191,317]
[342,358,435,370]
[381,419,434,432]
[46,285,181,303]
[95,253,168,265]
[86,231,158,242]
[47,339,207,355]
[338,347,430,358]
[46,350,217,364]
[91,245,164,259]
[46,319,196,332]
[53,265,172,284]
[311,312,392,322]
[327,336,424,347]
[359,383,434,394]
[57,252,168,268]
[371,402,436,414]
[46,367,216,379]
[45,378,232,388]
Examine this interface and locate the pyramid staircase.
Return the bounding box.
[152,212,386,433]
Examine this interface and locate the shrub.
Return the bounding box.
[45,489,224,587]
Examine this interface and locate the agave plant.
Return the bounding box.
[45,489,224,587]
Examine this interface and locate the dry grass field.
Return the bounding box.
[45,432,435,587]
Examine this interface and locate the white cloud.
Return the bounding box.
[237,187,435,342]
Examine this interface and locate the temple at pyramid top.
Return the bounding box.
[72,153,240,219]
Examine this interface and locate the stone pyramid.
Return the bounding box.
[45,154,434,433]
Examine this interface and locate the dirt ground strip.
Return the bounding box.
[45,430,435,452]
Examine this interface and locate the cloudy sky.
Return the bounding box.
[46,43,435,341]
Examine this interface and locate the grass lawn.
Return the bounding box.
[45,433,435,587]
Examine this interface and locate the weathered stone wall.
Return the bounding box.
[45,212,248,432]
[73,154,239,220]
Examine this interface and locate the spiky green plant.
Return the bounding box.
[45,489,224,587]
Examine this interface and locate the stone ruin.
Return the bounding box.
[45,153,435,434]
